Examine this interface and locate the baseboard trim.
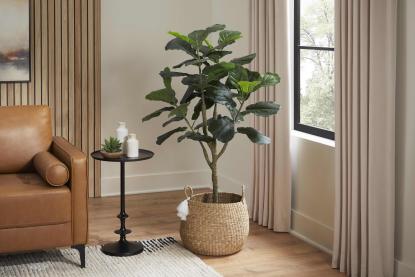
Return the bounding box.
[101,170,211,197]
[292,209,334,231]
[290,230,332,255]
[218,174,245,194]
[395,259,415,277]
[291,209,333,253]
[101,170,243,197]
[102,184,210,197]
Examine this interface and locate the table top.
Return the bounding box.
[91,149,154,162]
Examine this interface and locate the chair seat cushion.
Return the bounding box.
[0,174,71,229]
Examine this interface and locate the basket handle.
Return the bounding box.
[241,185,246,203]
[184,185,193,198]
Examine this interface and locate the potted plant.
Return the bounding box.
[142,24,281,256]
[101,137,123,159]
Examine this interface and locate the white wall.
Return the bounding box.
[101,0,251,197]
[290,134,335,252]
[101,0,212,195]
[395,0,415,276]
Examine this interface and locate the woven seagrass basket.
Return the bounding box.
[180,186,249,256]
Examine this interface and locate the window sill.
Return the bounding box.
[291,130,335,148]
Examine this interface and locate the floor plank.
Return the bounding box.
[89,190,344,277]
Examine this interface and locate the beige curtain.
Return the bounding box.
[332,0,397,276]
[250,0,291,232]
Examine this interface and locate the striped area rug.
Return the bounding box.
[0,237,221,277]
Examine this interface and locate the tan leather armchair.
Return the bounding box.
[0,106,88,267]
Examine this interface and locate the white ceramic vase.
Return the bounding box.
[116,122,128,153]
[127,133,139,158]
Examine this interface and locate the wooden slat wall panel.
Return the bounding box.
[55,0,62,135]
[0,84,6,106]
[0,0,101,197]
[93,0,101,197]
[68,0,75,145]
[62,0,69,140]
[88,0,96,197]
[28,0,35,105]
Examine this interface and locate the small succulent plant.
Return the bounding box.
[102,137,122,153]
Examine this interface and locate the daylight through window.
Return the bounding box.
[294,0,335,140]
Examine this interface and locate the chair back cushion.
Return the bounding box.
[0,106,52,173]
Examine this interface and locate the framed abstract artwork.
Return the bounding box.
[0,0,30,82]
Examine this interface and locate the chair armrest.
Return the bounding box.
[51,136,88,245]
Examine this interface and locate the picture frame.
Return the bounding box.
[0,0,31,83]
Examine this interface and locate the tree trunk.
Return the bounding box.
[211,159,219,203]
[211,142,219,203]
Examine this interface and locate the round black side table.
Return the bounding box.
[91,149,154,257]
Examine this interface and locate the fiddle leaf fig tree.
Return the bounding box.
[143,24,281,203]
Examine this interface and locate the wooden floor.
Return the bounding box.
[89,190,344,277]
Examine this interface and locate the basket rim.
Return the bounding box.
[188,191,245,205]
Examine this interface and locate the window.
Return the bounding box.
[294,0,335,140]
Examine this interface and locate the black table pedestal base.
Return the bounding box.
[101,240,144,257]
[91,150,154,258]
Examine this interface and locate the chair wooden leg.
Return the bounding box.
[72,245,85,268]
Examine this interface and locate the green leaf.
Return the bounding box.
[145,88,177,105]
[180,87,198,104]
[231,53,256,65]
[238,80,262,94]
[173,59,194,69]
[142,106,175,122]
[168,31,194,44]
[205,83,237,108]
[162,116,184,127]
[159,68,190,79]
[261,72,280,86]
[205,24,226,33]
[247,70,261,81]
[206,50,232,63]
[192,101,203,120]
[237,127,271,144]
[188,30,209,46]
[159,67,172,89]
[202,62,236,82]
[192,98,214,120]
[173,58,209,69]
[178,131,214,143]
[227,66,263,97]
[199,45,212,56]
[188,24,226,48]
[208,115,235,143]
[169,103,189,118]
[156,127,187,145]
[218,30,242,48]
[227,66,248,89]
[182,74,209,90]
[165,38,197,58]
[243,101,280,117]
[204,39,214,49]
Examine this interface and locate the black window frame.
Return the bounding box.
[294,0,335,140]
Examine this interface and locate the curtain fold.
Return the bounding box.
[332,0,397,276]
[250,0,291,232]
